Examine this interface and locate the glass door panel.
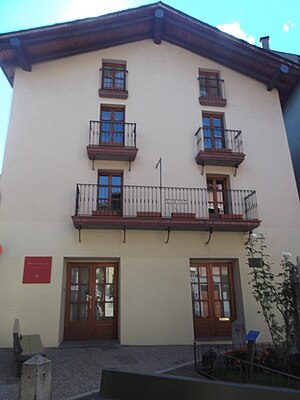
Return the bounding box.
[113,110,124,145]
[65,263,118,340]
[97,173,123,214]
[95,266,115,319]
[190,263,235,337]
[68,266,90,322]
[100,107,124,146]
[202,114,224,150]
[207,177,227,216]
[190,266,209,319]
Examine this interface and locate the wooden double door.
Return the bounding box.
[64,263,118,340]
[190,262,236,337]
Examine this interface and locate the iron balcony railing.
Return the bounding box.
[195,127,243,154]
[198,77,226,100]
[74,184,258,220]
[99,67,128,92]
[89,121,137,148]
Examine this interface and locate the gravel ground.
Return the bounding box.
[0,343,195,399]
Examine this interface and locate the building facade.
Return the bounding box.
[0,3,300,347]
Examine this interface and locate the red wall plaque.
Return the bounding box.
[23,257,52,284]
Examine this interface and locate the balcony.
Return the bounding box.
[72,184,260,232]
[195,128,245,168]
[87,121,138,162]
[198,77,227,107]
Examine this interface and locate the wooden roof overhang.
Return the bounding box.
[0,2,300,104]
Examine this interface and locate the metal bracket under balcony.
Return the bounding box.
[195,128,245,168]
[72,184,260,233]
[87,120,138,162]
[87,146,138,162]
[72,215,260,232]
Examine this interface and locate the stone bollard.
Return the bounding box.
[19,354,52,400]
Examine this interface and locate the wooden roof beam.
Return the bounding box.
[153,8,164,45]
[0,16,153,51]
[267,64,289,91]
[9,37,31,72]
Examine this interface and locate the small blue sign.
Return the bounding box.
[246,330,261,342]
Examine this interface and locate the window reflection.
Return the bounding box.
[190,264,232,320]
[71,267,79,284]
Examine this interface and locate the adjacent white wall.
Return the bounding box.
[0,40,299,347]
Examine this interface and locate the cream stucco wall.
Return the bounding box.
[0,40,299,347]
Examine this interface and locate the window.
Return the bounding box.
[100,106,125,146]
[207,177,227,216]
[202,113,225,150]
[99,62,128,99]
[98,172,123,215]
[198,70,226,106]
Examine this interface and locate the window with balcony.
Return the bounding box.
[87,106,137,163]
[207,177,245,220]
[207,177,227,216]
[195,113,245,167]
[96,172,123,216]
[198,70,226,106]
[100,106,125,146]
[99,62,128,99]
[203,114,225,150]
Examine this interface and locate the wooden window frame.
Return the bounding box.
[202,113,225,150]
[100,105,125,146]
[97,170,123,216]
[99,61,128,99]
[207,176,228,216]
[198,70,226,106]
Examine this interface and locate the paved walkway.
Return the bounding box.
[0,342,196,399]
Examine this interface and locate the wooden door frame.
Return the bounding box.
[100,105,125,146]
[97,170,123,215]
[190,261,236,337]
[64,262,119,340]
[207,176,228,215]
[202,113,225,150]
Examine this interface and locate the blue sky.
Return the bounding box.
[0,0,299,172]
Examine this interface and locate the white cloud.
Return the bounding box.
[217,22,255,45]
[283,20,294,32]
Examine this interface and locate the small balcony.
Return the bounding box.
[72,184,260,232]
[87,121,138,162]
[198,77,227,107]
[98,66,128,99]
[195,128,245,167]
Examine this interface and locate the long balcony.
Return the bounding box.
[195,128,245,167]
[72,184,260,232]
[87,121,138,162]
